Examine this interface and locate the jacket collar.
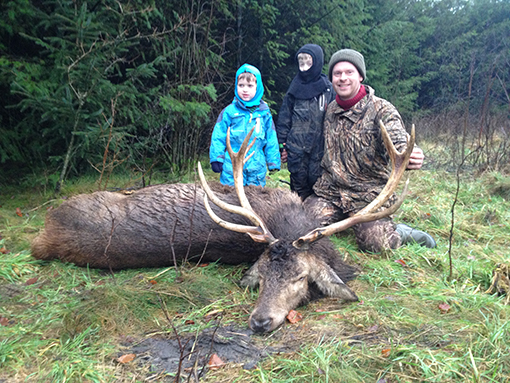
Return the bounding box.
[333,85,374,123]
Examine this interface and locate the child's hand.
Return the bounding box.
[280,149,288,163]
[211,162,223,173]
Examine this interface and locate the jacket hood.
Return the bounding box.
[296,44,324,84]
[235,63,264,108]
[287,44,329,99]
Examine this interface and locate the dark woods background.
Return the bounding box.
[0,0,509,190]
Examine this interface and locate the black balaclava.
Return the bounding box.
[287,44,329,100]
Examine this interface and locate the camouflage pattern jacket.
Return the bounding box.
[313,85,414,213]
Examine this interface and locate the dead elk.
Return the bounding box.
[30,177,360,332]
[198,122,415,333]
[31,121,414,333]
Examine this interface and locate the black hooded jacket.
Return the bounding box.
[276,44,335,199]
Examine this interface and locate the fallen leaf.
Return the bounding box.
[198,263,210,267]
[208,353,225,369]
[395,259,407,266]
[0,247,8,254]
[317,314,327,320]
[149,280,157,285]
[0,316,10,326]
[16,207,23,217]
[438,303,451,314]
[286,310,303,324]
[381,348,391,358]
[117,353,136,364]
[185,319,195,325]
[26,277,38,286]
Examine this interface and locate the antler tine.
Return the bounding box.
[197,137,277,244]
[199,184,266,240]
[227,126,256,166]
[197,162,262,226]
[357,122,415,215]
[227,126,256,211]
[293,122,415,248]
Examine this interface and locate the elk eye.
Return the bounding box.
[297,276,306,282]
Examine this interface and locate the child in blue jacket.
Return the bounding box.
[209,63,280,186]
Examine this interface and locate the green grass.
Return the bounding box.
[1,167,510,382]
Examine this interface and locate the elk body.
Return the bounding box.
[31,183,269,269]
[31,122,414,333]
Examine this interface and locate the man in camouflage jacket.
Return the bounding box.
[307,49,436,252]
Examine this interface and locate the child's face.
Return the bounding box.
[237,77,257,102]
[298,53,313,72]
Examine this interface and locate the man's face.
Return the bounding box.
[237,77,257,101]
[297,53,313,72]
[331,61,363,100]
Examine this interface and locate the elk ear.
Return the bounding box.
[239,260,260,289]
[308,259,358,302]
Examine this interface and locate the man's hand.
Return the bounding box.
[407,146,424,170]
[280,149,288,163]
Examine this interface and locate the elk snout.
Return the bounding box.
[249,314,276,333]
[249,299,291,333]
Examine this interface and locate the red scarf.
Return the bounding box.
[335,85,367,110]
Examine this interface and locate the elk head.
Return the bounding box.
[198,122,415,333]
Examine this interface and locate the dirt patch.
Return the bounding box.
[127,324,295,377]
[0,284,23,300]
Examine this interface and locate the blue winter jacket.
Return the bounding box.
[210,64,281,186]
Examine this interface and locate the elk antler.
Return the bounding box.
[293,121,415,248]
[197,126,278,244]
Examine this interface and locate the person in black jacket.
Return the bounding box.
[276,44,335,200]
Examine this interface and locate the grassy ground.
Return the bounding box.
[1,163,509,382]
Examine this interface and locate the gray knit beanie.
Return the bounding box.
[328,49,366,81]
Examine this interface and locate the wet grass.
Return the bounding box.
[1,166,510,382]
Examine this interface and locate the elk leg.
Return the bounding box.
[352,218,400,253]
